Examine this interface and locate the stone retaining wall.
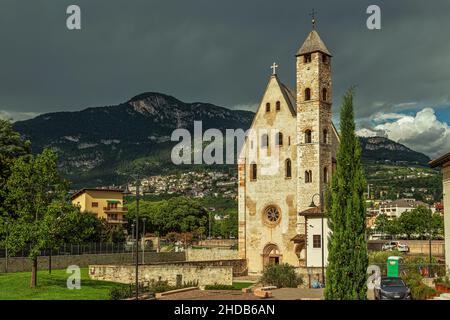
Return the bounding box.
[89,264,233,286]
[0,252,185,273]
[186,248,240,261]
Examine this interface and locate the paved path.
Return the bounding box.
[270,288,324,300]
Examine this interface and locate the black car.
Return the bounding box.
[374,277,411,300]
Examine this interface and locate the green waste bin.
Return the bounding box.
[387,256,402,277]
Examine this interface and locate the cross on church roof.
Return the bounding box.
[270,62,278,75]
[309,8,318,29]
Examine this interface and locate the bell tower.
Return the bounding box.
[296,23,333,233]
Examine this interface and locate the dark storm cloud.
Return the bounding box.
[1,0,450,124]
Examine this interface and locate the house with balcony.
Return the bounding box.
[71,188,127,225]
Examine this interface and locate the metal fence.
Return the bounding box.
[0,242,156,258]
[370,263,448,278]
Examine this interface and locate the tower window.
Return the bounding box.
[305,170,313,183]
[285,159,292,178]
[323,167,328,183]
[261,134,269,148]
[305,130,312,144]
[266,103,271,112]
[288,136,291,146]
[250,163,257,181]
[304,54,311,63]
[276,132,283,146]
[305,88,311,101]
[276,101,281,111]
[322,88,327,101]
[323,129,328,144]
[322,54,328,63]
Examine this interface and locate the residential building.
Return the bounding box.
[71,188,127,225]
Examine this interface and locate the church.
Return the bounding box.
[237,22,340,276]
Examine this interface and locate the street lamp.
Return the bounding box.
[123,179,151,300]
[142,218,147,264]
[309,192,325,286]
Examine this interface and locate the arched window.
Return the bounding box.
[305,88,311,101]
[276,101,281,111]
[285,159,292,178]
[322,88,327,101]
[261,134,269,148]
[250,163,257,181]
[288,136,291,146]
[323,167,328,183]
[276,132,283,146]
[323,129,328,144]
[305,170,312,183]
[305,130,312,144]
[266,103,271,112]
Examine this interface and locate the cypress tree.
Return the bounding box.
[325,89,368,300]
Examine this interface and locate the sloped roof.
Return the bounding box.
[296,29,331,56]
[429,152,450,168]
[275,76,297,116]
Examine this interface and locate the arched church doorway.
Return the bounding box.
[262,243,281,267]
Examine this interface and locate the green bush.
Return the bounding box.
[109,286,133,300]
[402,272,437,300]
[260,263,303,288]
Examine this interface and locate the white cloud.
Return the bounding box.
[371,108,450,159]
[0,109,39,122]
[356,128,378,137]
[230,103,258,112]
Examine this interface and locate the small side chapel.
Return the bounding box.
[237,20,340,275]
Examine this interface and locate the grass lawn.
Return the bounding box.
[0,268,125,300]
[204,282,254,290]
[231,282,254,290]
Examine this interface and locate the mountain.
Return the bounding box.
[359,136,430,166]
[13,92,431,187]
[13,92,253,186]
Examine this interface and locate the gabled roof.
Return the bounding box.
[274,75,297,116]
[296,29,331,57]
[70,188,124,200]
[429,152,450,168]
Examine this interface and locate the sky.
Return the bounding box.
[0,0,449,158]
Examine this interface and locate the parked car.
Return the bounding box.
[374,277,411,300]
[382,241,409,253]
[397,244,410,253]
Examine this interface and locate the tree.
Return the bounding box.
[0,119,30,239]
[325,89,368,300]
[4,149,70,287]
[374,213,389,238]
[399,206,443,239]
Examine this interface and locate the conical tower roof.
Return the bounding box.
[296,29,331,56]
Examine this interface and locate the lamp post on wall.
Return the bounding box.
[309,192,325,286]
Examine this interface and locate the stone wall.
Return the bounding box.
[367,240,445,256]
[0,252,185,273]
[185,248,239,261]
[89,263,233,286]
[197,240,237,247]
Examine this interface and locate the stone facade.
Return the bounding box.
[238,28,339,274]
[89,264,233,286]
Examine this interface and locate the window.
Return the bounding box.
[250,163,257,181]
[313,235,321,248]
[322,54,328,63]
[304,54,311,63]
[322,88,327,101]
[276,101,281,111]
[305,130,312,143]
[91,202,98,208]
[323,129,328,144]
[266,103,271,112]
[323,167,328,183]
[276,132,283,146]
[285,159,292,178]
[288,136,291,146]
[261,134,269,148]
[263,205,281,226]
[305,88,311,101]
[305,170,312,183]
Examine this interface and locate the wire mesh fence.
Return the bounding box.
[369,263,447,278]
[0,242,156,258]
